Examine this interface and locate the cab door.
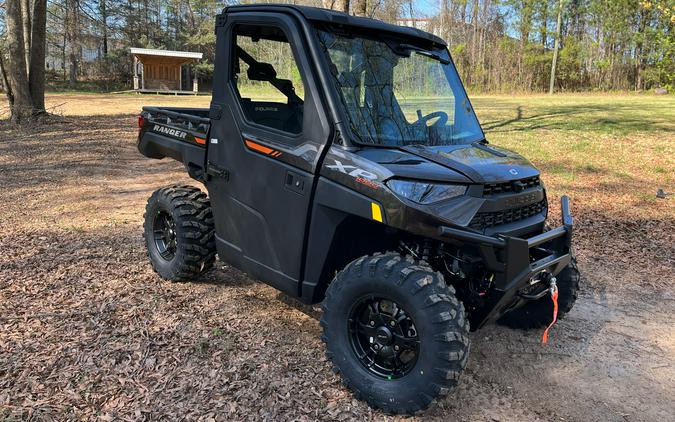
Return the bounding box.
[206,13,331,296]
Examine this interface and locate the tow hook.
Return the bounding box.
[541,275,559,345]
[520,272,556,301]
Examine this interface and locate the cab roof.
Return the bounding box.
[221,4,447,48]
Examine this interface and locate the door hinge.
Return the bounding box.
[215,13,227,28]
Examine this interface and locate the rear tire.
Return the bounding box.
[321,253,470,414]
[498,259,580,329]
[143,185,216,281]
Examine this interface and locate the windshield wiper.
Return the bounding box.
[396,43,450,65]
[471,139,508,157]
[383,40,451,65]
[415,50,451,65]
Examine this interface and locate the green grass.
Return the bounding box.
[228,88,675,136]
[473,94,675,135]
[469,94,674,220]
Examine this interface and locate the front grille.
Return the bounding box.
[483,176,540,196]
[470,199,547,230]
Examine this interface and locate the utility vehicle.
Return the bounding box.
[137,4,580,414]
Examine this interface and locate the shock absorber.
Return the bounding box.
[421,239,432,262]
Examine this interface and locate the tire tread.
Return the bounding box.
[143,185,216,281]
[321,252,470,414]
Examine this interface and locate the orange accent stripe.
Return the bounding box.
[194,137,206,145]
[245,139,275,155]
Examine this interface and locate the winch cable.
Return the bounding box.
[541,278,559,344]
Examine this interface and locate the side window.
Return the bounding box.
[233,24,305,135]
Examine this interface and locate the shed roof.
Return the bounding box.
[130,48,203,59]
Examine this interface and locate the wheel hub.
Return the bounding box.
[375,326,393,345]
[153,210,177,261]
[348,297,420,379]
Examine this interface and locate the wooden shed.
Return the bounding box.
[131,48,203,93]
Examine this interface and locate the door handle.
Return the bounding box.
[207,162,229,180]
[285,170,306,195]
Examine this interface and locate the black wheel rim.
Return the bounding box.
[153,210,177,261]
[348,296,420,379]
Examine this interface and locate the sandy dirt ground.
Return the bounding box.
[0,95,674,421]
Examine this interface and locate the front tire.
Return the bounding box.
[321,253,470,414]
[143,185,216,281]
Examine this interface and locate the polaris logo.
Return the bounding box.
[153,124,187,139]
[255,106,278,112]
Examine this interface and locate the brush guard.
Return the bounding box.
[438,196,574,328]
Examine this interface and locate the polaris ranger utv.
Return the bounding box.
[137,4,579,414]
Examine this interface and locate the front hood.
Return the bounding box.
[400,143,539,183]
[356,148,471,183]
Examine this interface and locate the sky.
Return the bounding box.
[404,1,519,37]
[410,0,442,18]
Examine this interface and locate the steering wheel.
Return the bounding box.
[414,111,449,128]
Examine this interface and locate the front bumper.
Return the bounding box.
[438,196,574,328]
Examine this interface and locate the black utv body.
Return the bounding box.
[137,4,579,414]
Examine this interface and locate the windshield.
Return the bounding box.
[317,30,484,147]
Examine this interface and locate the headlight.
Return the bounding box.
[386,179,466,204]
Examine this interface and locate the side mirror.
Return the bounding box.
[247,62,276,82]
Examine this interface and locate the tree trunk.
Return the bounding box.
[478,0,490,86]
[353,0,367,16]
[29,0,47,112]
[441,0,449,43]
[186,0,196,27]
[143,0,149,39]
[21,0,32,72]
[335,0,350,13]
[0,53,14,106]
[66,0,79,85]
[471,0,479,63]
[540,0,548,47]
[465,0,478,86]
[4,0,34,122]
[100,0,109,57]
[62,30,67,81]
[549,0,564,94]
[634,7,648,91]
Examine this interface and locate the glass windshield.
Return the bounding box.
[318,30,484,147]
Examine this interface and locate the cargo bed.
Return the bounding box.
[137,107,211,180]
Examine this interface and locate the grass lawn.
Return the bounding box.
[471,94,674,209]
